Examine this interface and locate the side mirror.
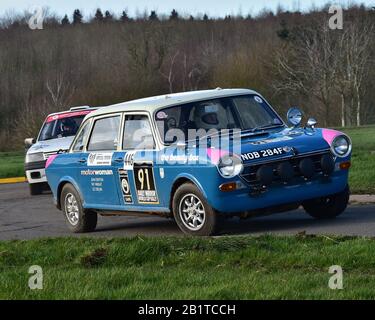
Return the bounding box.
[306,118,317,130]
[287,108,303,127]
[24,138,36,148]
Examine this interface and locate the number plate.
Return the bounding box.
[241,147,287,161]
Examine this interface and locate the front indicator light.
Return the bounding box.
[219,182,237,192]
[339,161,351,170]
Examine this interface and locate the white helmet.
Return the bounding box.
[193,102,228,130]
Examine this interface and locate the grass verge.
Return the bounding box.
[0,151,24,179]
[1,235,375,299]
[341,126,375,194]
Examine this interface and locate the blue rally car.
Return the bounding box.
[45,89,352,236]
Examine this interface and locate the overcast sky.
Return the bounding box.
[0,0,374,18]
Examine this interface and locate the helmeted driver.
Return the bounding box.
[60,118,77,137]
[193,103,229,130]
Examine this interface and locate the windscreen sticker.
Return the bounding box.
[87,153,113,166]
[254,96,263,103]
[156,111,168,119]
[46,111,91,123]
[133,163,159,204]
[118,169,133,204]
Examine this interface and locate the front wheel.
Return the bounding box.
[61,184,97,233]
[303,185,350,219]
[173,183,218,236]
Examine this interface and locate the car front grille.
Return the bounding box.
[240,149,333,186]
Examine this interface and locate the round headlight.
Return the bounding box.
[331,135,352,157]
[217,154,243,178]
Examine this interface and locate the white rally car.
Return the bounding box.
[24,106,97,195]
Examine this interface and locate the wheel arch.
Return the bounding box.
[56,177,83,210]
[169,174,207,213]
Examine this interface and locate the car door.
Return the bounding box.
[112,113,162,209]
[78,114,122,207]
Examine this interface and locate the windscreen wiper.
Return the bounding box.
[250,123,285,133]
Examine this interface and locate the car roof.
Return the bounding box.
[87,88,259,119]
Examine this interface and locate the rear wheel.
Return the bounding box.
[173,183,218,236]
[29,183,44,196]
[303,185,350,219]
[61,184,97,233]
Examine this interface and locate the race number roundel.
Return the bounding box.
[121,178,130,194]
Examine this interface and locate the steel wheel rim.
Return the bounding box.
[65,193,79,226]
[179,194,206,231]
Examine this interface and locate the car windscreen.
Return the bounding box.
[38,115,86,141]
[155,94,284,144]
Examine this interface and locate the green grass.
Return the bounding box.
[0,151,24,178]
[341,126,375,194]
[1,235,375,299]
[0,126,374,193]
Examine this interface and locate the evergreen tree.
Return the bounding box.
[277,20,290,40]
[170,9,179,20]
[120,10,130,22]
[61,14,70,25]
[104,11,113,22]
[73,9,83,24]
[189,15,195,21]
[94,9,104,22]
[149,11,159,21]
[203,14,209,21]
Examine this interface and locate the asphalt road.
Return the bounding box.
[0,183,375,240]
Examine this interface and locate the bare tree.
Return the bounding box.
[273,20,340,126]
[336,20,374,126]
[46,73,75,109]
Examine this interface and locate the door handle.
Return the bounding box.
[78,158,86,163]
[114,157,124,163]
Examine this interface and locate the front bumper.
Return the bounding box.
[204,162,350,214]
[25,160,47,184]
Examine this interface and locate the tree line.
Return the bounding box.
[0,4,374,150]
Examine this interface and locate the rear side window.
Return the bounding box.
[72,121,91,152]
[123,115,155,150]
[87,116,120,151]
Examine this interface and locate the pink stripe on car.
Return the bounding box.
[322,129,342,146]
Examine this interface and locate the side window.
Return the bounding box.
[87,116,120,151]
[72,121,91,152]
[123,115,155,150]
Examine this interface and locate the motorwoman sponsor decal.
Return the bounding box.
[81,169,113,176]
[87,152,113,166]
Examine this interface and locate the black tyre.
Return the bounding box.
[303,185,350,219]
[173,183,218,236]
[60,183,97,233]
[29,183,44,196]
